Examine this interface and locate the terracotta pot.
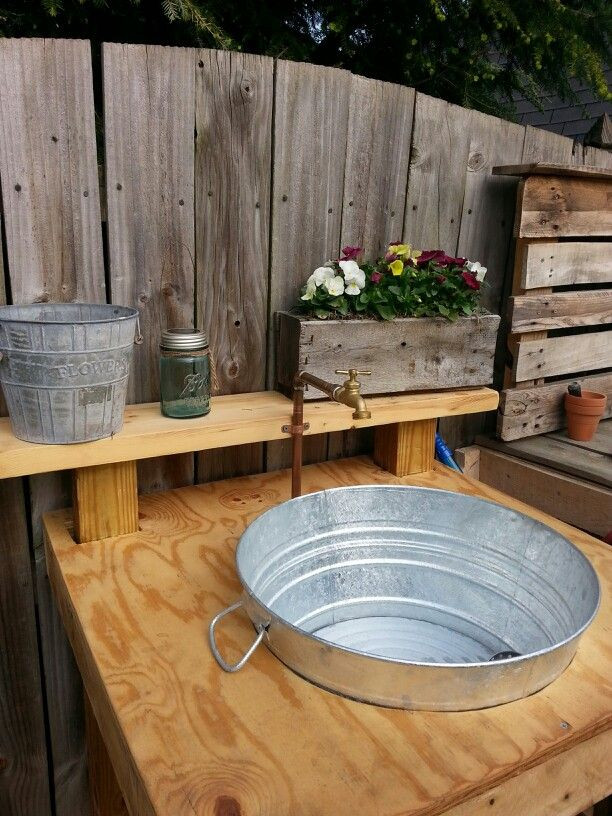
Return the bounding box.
[564,390,607,441]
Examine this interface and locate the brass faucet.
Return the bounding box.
[283,369,371,498]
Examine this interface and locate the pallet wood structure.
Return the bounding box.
[480,163,612,537]
[0,39,612,816]
[2,384,612,816]
[496,163,612,439]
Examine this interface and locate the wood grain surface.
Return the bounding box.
[478,432,612,489]
[549,420,612,456]
[0,38,105,302]
[73,461,139,543]
[44,456,612,816]
[510,290,612,332]
[194,49,273,484]
[195,49,272,396]
[454,108,525,313]
[0,477,52,816]
[0,388,498,479]
[514,331,612,381]
[515,175,612,238]
[268,59,350,349]
[103,42,196,491]
[404,93,472,252]
[494,162,612,179]
[373,418,436,475]
[267,59,351,468]
[520,126,583,167]
[341,75,414,256]
[0,38,106,816]
[498,372,612,441]
[477,447,611,536]
[276,312,501,397]
[520,241,612,288]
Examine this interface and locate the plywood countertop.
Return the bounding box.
[44,457,612,816]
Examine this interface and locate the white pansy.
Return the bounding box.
[345,282,361,296]
[324,275,345,297]
[301,278,317,300]
[339,259,366,290]
[466,260,487,281]
[310,266,335,286]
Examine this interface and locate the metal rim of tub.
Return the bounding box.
[0,303,139,324]
[209,485,601,710]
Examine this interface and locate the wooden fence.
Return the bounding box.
[0,37,610,816]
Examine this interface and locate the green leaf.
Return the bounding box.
[375,303,396,321]
[314,308,330,320]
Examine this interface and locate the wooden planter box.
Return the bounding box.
[276,311,501,398]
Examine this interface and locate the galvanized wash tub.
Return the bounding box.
[210,485,600,710]
[0,303,139,443]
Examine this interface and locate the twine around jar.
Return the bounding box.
[160,346,219,395]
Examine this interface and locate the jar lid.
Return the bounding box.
[160,328,209,351]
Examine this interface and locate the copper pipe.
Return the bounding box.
[291,379,304,499]
[287,370,370,499]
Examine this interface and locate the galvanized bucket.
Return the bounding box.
[0,303,139,444]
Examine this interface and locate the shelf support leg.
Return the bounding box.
[72,460,138,816]
[373,418,436,476]
[73,461,139,543]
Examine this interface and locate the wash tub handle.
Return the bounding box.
[209,600,266,673]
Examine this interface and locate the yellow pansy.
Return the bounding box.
[388,243,410,257]
[409,248,422,260]
[389,259,404,276]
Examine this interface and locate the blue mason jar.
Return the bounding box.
[159,328,211,418]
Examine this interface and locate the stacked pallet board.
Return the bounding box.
[476,163,612,537]
[496,162,612,440]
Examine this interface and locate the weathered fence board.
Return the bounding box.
[0,38,105,302]
[0,478,52,816]
[194,49,272,481]
[340,76,414,256]
[521,125,583,166]
[515,331,612,381]
[0,38,105,816]
[31,475,90,816]
[267,60,351,469]
[510,290,612,332]
[583,144,612,169]
[404,94,472,252]
[520,241,612,288]
[103,43,196,491]
[331,76,414,458]
[456,111,525,313]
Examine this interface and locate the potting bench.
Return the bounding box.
[1,386,611,816]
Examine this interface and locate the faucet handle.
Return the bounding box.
[335,368,371,380]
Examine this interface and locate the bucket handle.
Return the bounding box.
[209,600,266,673]
[134,316,143,345]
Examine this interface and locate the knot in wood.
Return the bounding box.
[214,796,242,816]
[468,152,485,171]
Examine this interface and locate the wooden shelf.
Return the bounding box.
[0,387,498,479]
[493,162,612,179]
[44,456,612,816]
